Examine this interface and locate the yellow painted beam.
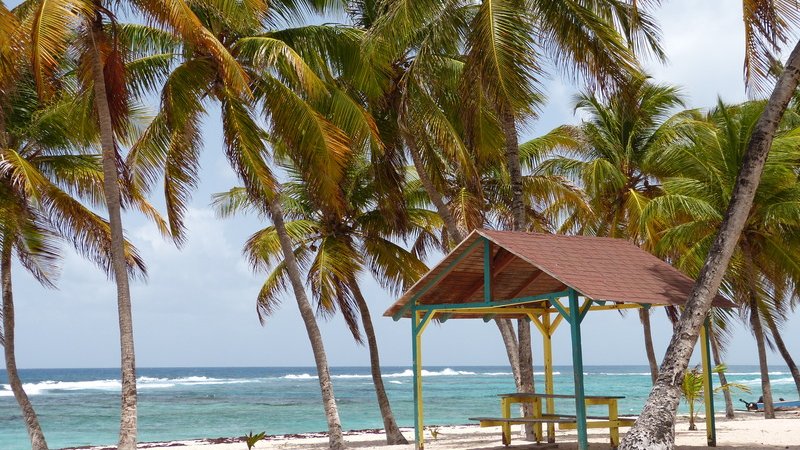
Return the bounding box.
[413,312,424,450]
[542,312,556,443]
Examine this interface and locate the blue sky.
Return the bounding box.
[8,1,800,369]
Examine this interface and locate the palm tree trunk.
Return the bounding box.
[269,196,346,450]
[2,240,49,450]
[501,109,525,230]
[748,294,775,419]
[496,319,520,385]
[349,279,407,445]
[517,319,536,439]
[639,308,658,384]
[500,109,536,438]
[764,313,800,398]
[404,135,463,244]
[90,17,137,450]
[619,37,800,450]
[709,331,735,419]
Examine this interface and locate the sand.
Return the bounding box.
[110,411,800,450]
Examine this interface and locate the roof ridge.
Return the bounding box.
[478,229,631,242]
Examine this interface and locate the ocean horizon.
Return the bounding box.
[1,365,796,450]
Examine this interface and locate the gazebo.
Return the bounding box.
[385,230,734,450]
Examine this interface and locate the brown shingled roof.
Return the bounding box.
[384,229,733,318]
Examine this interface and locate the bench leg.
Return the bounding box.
[502,428,511,447]
[501,398,512,446]
[534,398,543,443]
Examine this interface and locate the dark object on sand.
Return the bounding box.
[739,398,800,411]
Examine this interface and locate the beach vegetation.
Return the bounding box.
[245,431,266,449]
[680,364,749,431]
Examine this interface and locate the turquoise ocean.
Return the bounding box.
[1,365,796,449]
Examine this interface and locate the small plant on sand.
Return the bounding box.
[425,426,440,440]
[681,364,749,430]
[245,431,266,449]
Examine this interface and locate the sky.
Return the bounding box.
[8,1,800,370]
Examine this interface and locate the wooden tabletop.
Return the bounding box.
[498,392,625,400]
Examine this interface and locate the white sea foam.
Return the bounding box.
[283,373,317,380]
[728,372,786,376]
[283,368,484,381]
[0,375,255,396]
[741,376,795,386]
[389,381,403,385]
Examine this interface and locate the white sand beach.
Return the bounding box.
[125,411,800,450]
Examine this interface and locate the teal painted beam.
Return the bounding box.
[568,289,589,450]
[578,300,591,324]
[393,238,484,321]
[415,290,572,312]
[550,298,572,326]
[483,238,492,303]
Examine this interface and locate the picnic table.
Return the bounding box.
[469,392,636,447]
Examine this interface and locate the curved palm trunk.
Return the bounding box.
[517,319,535,439]
[764,313,800,398]
[709,331,734,419]
[269,197,346,450]
[748,295,775,419]
[404,125,530,423]
[404,136,463,244]
[90,19,137,450]
[349,280,407,445]
[639,308,658,384]
[620,37,800,450]
[496,319,520,385]
[501,110,536,438]
[2,241,49,450]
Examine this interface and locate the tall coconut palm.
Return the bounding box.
[622,3,800,447]
[371,2,665,419]
[17,0,247,446]
[1,78,147,450]
[536,77,690,384]
[126,2,368,447]
[213,158,441,445]
[641,100,800,420]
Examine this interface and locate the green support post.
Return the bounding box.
[412,309,434,450]
[568,289,589,450]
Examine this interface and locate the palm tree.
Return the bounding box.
[17,0,246,446]
[536,77,689,384]
[213,158,441,445]
[371,2,665,419]
[641,100,800,420]
[1,78,147,450]
[622,3,800,447]
[126,2,369,447]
